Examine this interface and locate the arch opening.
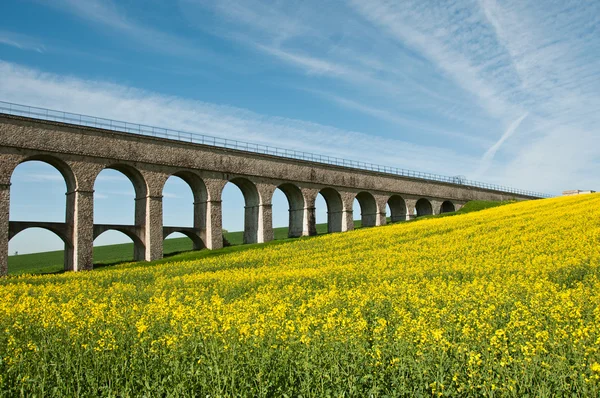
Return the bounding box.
[441,200,455,214]
[163,175,194,228]
[163,231,202,256]
[388,195,407,223]
[8,227,69,274]
[415,198,433,217]
[273,183,305,239]
[223,178,260,244]
[94,166,148,260]
[8,159,75,273]
[10,159,73,223]
[94,165,145,227]
[355,191,378,228]
[318,187,343,234]
[163,171,207,252]
[93,229,141,266]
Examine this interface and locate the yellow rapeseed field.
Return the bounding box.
[1,194,599,396]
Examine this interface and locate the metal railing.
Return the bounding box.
[0,100,552,198]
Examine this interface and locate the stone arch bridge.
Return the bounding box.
[0,113,543,275]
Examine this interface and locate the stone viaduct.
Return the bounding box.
[0,113,541,275]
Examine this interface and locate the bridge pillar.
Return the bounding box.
[360,213,377,228]
[193,200,207,250]
[242,205,259,244]
[303,206,317,236]
[341,192,355,232]
[374,195,388,226]
[205,200,223,249]
[405,199,417,220]
[258,203,273,243]
[140,195,163,262]
[431,200,443,216]
[66,189,94,271]
[256,183,275,244]
[288,206,304,238]
[300,188,318,236]
[341,210,354,232]
[204,178,227,250]
[0,183,9,276]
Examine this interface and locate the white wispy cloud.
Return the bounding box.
[4,0,600,193]
[163,192,181,199]
[0,61,478,178]
[182,0,493,137]
[343,0,600,192]
[95,174,130,182]
[0,31,45,53]
[42,0,215,59]
[19,173,65,183]
[475,112,528,179]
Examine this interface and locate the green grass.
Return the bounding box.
[7,222,338,275]
[7,200,506,275]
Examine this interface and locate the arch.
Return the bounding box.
[8,158,76,272]
[93,164,147,227]
[102,164,148,199]
[355,191,378,228]
[228,177,260,244]
[10,157,77,223]
[14,155,77,193]
[163,230,203,254]
[415,198,433,217]
[319,187,343,233]
[93,229,142,265]
[388,195,407,223]
[274,183,305,238]
[162,171,207,230]
[8,227,70,274]
[440,200,455,214]
[167,171,207,203]
[9,225,71,248]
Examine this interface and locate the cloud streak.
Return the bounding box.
[43,0,218,60]
[0,31,45,53]
[475,112,528,178]
[0,61,478,178]
[187,0,600,192]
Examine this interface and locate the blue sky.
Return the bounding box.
[1,0,599,254]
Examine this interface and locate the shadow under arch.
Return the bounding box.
[440,200,455,213]
[415,198,433,217]
[319,187,343,233]
[355,191,378,227]
[388,195,407,223]
[229,177,260,244]
[275,183,305,238]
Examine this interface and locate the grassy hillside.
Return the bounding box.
[7,200,506,275]
[6,222,335,275]
[1,195,599,396]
